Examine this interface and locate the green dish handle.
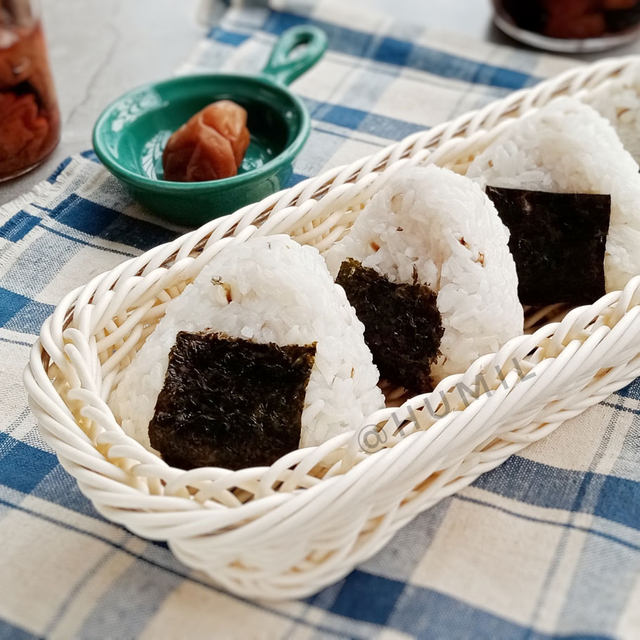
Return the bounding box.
[261,25,328,86]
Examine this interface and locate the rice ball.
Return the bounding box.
[110,235,385,451]
[324,165,524,382]
[467,97,640,292]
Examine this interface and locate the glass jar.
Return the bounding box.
[0,0,60,181]
[493,0,640,53]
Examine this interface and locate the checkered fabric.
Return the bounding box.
[1,1,639,638]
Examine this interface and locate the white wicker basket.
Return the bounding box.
[24,56,640,600]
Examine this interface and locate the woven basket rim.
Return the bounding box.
[24,55,640,531]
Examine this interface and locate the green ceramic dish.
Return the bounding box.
[92,26,327,226]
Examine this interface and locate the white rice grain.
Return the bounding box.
[585,67,640,165]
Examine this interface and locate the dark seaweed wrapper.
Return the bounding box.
[149,331,316,470]
[485,186,610,306]
[336,258,443,394]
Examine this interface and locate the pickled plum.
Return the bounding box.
[0,92,50,163]
[497,0,640,39]
[162,100,251,182]
[0,22,60,179]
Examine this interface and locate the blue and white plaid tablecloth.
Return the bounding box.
[2,1,640,638]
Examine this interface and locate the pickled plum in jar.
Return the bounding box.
[162,100,251,182]
[494,0,640,50]
[0,2,60,181]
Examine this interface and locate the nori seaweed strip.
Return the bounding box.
[149,332,316,470]
[336,258,443,394]
[486,186,610,306]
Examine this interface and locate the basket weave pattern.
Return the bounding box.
[24,56,640,599]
